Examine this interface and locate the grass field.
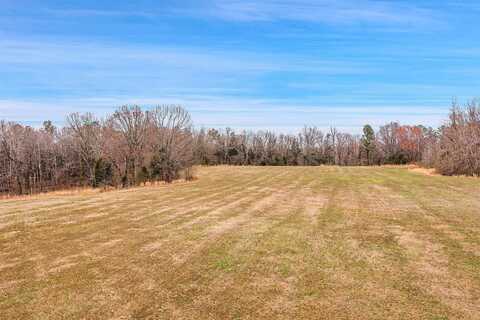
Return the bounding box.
[1,166,480,319]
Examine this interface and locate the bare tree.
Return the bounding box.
[112,105,149,186]
[149,105,194,182]
[67,113,103,187]
[436,101,480,176]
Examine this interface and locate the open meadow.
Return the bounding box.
[1,166,480,319]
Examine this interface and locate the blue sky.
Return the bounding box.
[1,0,479,132]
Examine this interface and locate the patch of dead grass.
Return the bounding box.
[408,165,439,176]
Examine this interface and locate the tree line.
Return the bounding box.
[0,105,194,195]
[194,122,432,167]
[1,101,479,195]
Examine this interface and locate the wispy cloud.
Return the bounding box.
[185,0,437,26]
[0,36,375,103]
[0,95,448,134]
[0,35,467,133]
[0,38,370,75]
[39,1,438,27]
[43,8,156,18]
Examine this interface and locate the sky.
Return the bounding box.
[1,0,479,133]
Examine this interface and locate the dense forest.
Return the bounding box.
[1,101,479,195]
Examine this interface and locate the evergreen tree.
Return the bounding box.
[361,124,376,165]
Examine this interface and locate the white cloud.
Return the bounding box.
[194,0,437,26]
[43,8,155,18]
[40,1,438,28]
[0,96,448,134]
[0,37,373,76]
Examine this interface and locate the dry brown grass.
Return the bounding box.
[407,165,439,176]
[0,187,100,201]
[1,166,480,319]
